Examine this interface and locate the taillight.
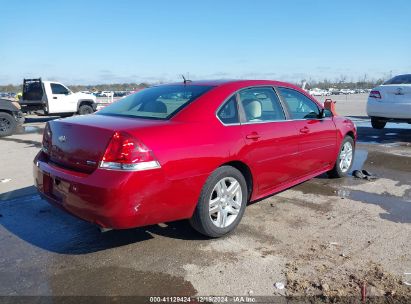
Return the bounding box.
[100,131,161,171]
[369,90,381,99]
[42,123,52,154]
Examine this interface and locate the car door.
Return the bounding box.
[237,86,300,195]
[48,83,76,113]
[277,87,337,175]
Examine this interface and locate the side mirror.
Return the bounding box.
[319,108,333,118]
[323,98,337,115]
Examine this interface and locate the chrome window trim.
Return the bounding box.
[215,85,332,127]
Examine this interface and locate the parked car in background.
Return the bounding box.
[101,91,114,97]
[34,79,357,237]
[367,74,411,129]
[309,88,330,96]
[20,78,97,116]
[114,91,128,97]
[0,99,25,137]
[328,89,341,95]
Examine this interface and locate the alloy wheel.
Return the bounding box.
[339,142,353,172]
[209,177,243,228]
[0,118,11,132]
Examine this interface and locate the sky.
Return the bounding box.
[1,0,410,85]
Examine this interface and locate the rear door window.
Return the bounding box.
[278,87,320,119]
[238,87,285,122]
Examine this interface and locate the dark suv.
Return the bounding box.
[0,99,25,137]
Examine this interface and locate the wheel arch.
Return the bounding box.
[345,131,355,142]
[219,160,254,201]
[0,109,13,116]
[77,99,95,110]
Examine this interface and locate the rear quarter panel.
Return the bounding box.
[128,119,246,216]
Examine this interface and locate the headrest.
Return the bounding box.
[243,99,262,120]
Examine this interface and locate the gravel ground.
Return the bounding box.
[0,94,410,302]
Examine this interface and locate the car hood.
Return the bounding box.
[74,92,96,101]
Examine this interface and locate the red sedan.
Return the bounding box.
[34,80,356,237]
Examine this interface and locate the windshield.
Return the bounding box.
[97,85,214,119]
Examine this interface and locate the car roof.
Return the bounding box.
[162,79,297,88]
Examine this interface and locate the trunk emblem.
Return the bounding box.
[395,88,404,95]
[58,135,67,143]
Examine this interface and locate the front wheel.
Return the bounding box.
[190,166,247,238]
[0,112,17,137]
[327,136,355,178]
[78,104,94,115]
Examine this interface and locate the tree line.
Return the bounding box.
[0,75,389,93]
[299,74,389,90]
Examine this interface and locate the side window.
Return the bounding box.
[51,83,69,95]
[238,87,285,122]
[217,95,239,124]
[278,87,320,119]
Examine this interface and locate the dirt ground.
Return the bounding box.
[0,95,410,302]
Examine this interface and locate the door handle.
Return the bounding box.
[300,126,310,134]
[53,97,57,99]
[246,132,260,140]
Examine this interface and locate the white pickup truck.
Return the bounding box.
[19,78,97,116]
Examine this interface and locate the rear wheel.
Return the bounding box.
[327,136,354,178]
[371,117,386,129]
[190,166,247,238]
[0,112,17,137]
[78,104,94,115]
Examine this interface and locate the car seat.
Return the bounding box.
[243,99,262,121]
[141,100,167,113]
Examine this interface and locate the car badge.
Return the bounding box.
[395,88,404,95]
[58,135,67,143]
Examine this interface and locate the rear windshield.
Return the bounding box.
[97,85,214,119]
[383,74,411,85]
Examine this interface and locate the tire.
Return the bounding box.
[327,136,355,178]
[78,104,94,115]
[0,112,17,137]
[190,166,248,238]
[371,117,386,129]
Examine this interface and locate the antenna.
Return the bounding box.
[181,74,191,84]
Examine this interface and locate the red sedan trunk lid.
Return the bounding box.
[47,114,167,173]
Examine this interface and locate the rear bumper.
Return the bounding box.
[33,151,198,229]
[367,99,411,119]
